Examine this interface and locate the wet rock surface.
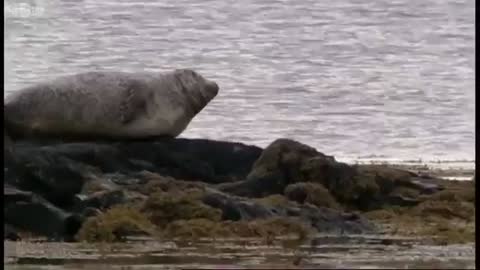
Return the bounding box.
[3,138,474,243]
[4,185,84,242]
[218,139,444,211]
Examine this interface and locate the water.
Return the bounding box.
[4,0,475,166]
[4,235,476,269]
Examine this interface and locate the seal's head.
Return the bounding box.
[173,69,219,114]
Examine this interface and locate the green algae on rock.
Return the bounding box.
[284,182,342,210]
[141,190,223,227]
[76,205,156,242]
[76,191,314,242]
[162,217,312,241]
[219,139,442,212]
[365,179,475,244]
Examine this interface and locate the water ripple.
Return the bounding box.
[4,0,475,163]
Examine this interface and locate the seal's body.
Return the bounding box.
[4,69,219,140]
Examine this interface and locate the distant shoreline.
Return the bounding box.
[339,158,475,181]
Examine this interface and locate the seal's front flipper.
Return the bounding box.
[119,81,148,125]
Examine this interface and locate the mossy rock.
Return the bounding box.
[76,205,155,242]
[424,222,476,245]
[238,139,336,197]
[412,200,474,221]
[364,210,394,221]
[248,139,323,180]
[136,172,206,196]
[141,190,222,227]
[254,194,291,208]
[365,186,476,245]
[422,187,475,204]
[352,165,416,196]
[356,165,414,183]
[366,210,475,244]
[79,174,121,195]
[163,219,231,239]
[284,182,341,209]
[163,217,312,240]
[389,186,420,199]
[243,217,312,240]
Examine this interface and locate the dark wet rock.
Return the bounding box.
[4,137,454,241]
[384,195,420,207]
[81,207,103,218]
[218,138,354,198]
[4,145,94,208]
[4,130,13,153]
[284,182,341,209]
[4,185,83,241]
[4,184,34,204]
[406,179,443,195]
[80,177,121,194]
[201,190,274,221]
[4,224,20,241]
[201,190,376,234]
[219,139,443,211]
[5,138,261,186]
[116,138,263,183]
[133,171,208,195]
[105,172,149,186]
[73,190,127,212]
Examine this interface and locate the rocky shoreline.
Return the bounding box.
[4,137,475,244]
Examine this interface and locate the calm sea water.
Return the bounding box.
[4,0,475,165]
[4,236,476,269]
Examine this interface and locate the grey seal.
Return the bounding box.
[4,69,219,141]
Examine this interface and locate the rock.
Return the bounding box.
[284,182,341,209]
[202,190,376,234]
[218,138,350,197]
[219,139,442,211]
[384,195,420,207]
[73,189,128,213]
[3,137,450,241]
[4,144,93,208]
[117,138,262,183]
[76,205,156,242]
[5,138,261,186]
[4,224,20,241]
[134,171,208,195]
[141,188,223,227]
[201,190,275,221]
[4,184,34,203]
[81,207,103,218]
[406,178,444,195]
[4,129,13,151]
[4,185,83,241]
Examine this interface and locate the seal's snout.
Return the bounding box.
[206,80,219,98]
